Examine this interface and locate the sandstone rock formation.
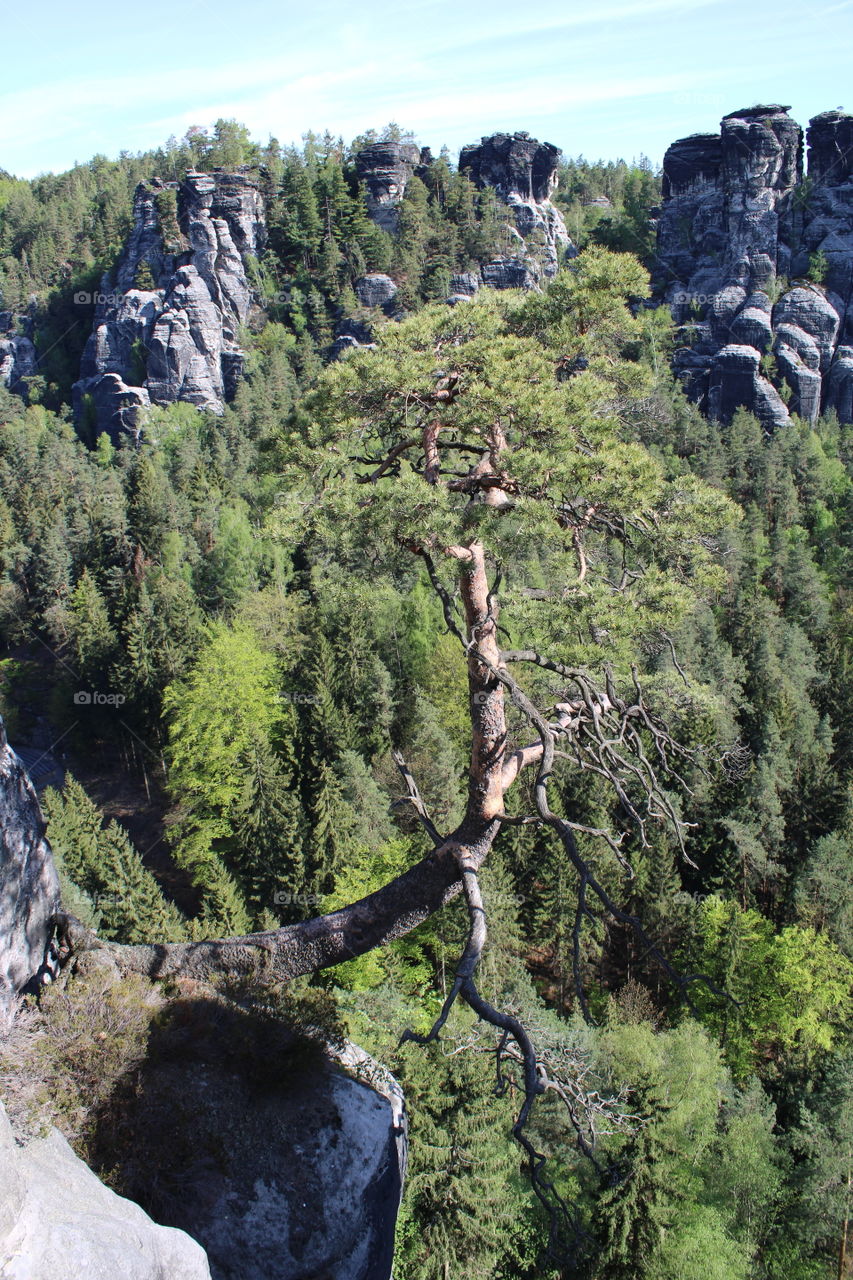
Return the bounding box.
[0,1098,213,1280]
[0,719,60,1028]
[459,131,575,283]
[354,273,398,310]
[183,1050,405,1280]
[355,141,425,234]
[0,313,37,400]
[657,105,853,427]
[73,171,265,438]
[62,980,407,1280]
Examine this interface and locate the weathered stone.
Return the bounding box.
[459,132,574,278]
[74,172,264,439]
[708,343,789,430]
[83,987,407,1280]
[775,341,823,421]
[187,1053,405,1280]
[827,345,853,422]
[752,375,791,431]
[661,133,723,197]
[449,272,480,296]
[730,305,773,351]
[355,142,423,234]
[656,105,853,427]
[0,1100,212,1279]
[0,314,37,399]
[355,273,398,310]
[709,285,748,341]
[481,257,540,291]
[773,286,841,370]
[145,266,231,408]
[79,290,161,382]
[807,110,853,186]
[459,131,560,201]
[0,720,60,1028]
[774,321,821,368]
[72,373,151,441]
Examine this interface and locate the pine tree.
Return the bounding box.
[229,737,305,920]
[43,778,186,943]
[591,1089,676,1278]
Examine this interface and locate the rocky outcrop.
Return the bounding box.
[0,1099,212,1280]
[354,273,398,311]
[78,985,407,1280]
[658,105,853,426]
[355,141,424,234]
[796,111,853,297]
[183,1049,406,1280]
[73,171,265,438]
[459,131,575,282]
[0,313,37,400]
[0,719,60,1028]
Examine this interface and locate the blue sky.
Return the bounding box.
[3,0,851,178]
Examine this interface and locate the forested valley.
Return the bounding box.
[1,118,853,1280]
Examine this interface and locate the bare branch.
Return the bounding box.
[391,748,444,847]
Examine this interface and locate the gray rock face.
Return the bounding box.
[827,345,853,421]
[707,344,789,431]
[0,720,60,1029]
[0,1100,212,1279]
[796,111,853,298]
[191,1058,405,1280]
[93,992,407,1280]
[355,141,424,234]
[449,272,480,297]
[0,314,37,399]
[354,273,398,310]
[459,131,575,282]
[73,171,265,439]
[480,257,540,291]
[77,372,151,441]
[459,131,561,202]
[659,105,853,425]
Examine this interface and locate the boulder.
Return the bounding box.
[354,274,398,310]
[481,257,540,291]
[0,720,60,1028]
[730,305,773,351]
[0,1100,212,1280]
[773,286,841,370]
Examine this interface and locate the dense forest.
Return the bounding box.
[2,119,853,1280]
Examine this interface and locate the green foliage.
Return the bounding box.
[4,124,853,1278]
[42,777,187,943]
[163,621,303,928]
[688,897,853,1079]
[806,249,829,285]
